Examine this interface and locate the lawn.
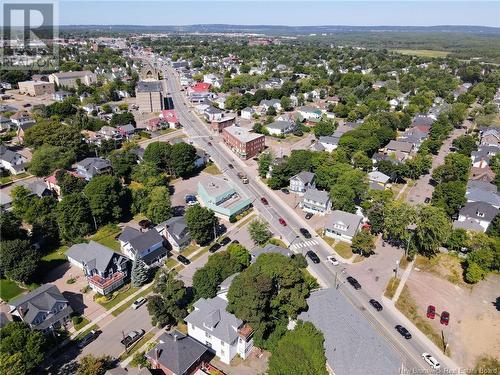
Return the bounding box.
[189,247,209,262]
[165,258,178,269]
[396,285,445,351]
[119,331,156,361]
[90,224,121,252]
[97,284,139,310]
[236,213,255,229]
[334,241,354,259]
[203,162,221,175]
[74,324,99,340]
[72,315,90,331]
[0,279,24,302]
[40,245,69,272]
[180,243,200,257]
[391,49,450,58]
[111,285,153,317]
[268,238,287,248]
[384,277,400,299]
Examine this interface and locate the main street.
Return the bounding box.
[157,61,459,373]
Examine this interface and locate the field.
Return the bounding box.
[90,224,121,252]
[0,279,24,302]
[391,49,450,58]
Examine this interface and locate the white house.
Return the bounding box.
[300,188,331,215]
[241,107,255,120]
[265,120,295,136]
[317,136,340,153]
[324,210,363,243]
[289,171,315,195]
[455,201,498,233]
[117,227,167,266]
[0,145,27,175]
[203,73,223,88]
[297,106,322,120]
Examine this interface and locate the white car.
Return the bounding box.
[326,256,340,266]
[132,297,147,310]
[421,353,440,369]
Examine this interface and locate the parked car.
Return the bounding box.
[208,243,221,253]
[121,329,145,348]
[231,239,239,244]
[426,305,436,319]
[177,254,190,265]
[132,297,147,310]
[185,194,197,204]
[77,330,100,349]
[306,250,320,264]
[281,188,290,194]
[219,237,231,246]
[440,311,450,326]
[305,212,313,220]
[424,197,431,203]
[207,142,212,146]
[422,353,440,370]
[260,197,269,205]
[326,256,339,266]
[228,163,234,169]
[299,228,312,238]
[346,276,361,290]
[279,217,287,226]
[395,325,412,339]
[369,299,383,311]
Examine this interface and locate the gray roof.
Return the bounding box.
[204,106,223,114]
[385,140,413,153]
[146,331,209,374]
[21,179,50,197]
[411,115,435,127]
[158,216,191,246]
[368,171,390,184]
[66,241,128,274]
[299,288,402,375]
[318,136,340,146]
[118,226,141,243]
[291,171,315,184]
[76,157,111,172]
[136,80,163,93]
[325,210,363,238]
[303,188,330,205]
[250,244,294,261]
[453,219,485,232]
[466,180,497,194]
[185,296,243,343]
[466,188,500,207]
[128,229,164,253]
[266,120,294,130]
[459,201,498,222]
[260,99,280,107]
[0,145,21,164]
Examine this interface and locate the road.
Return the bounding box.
[158,62,456,373]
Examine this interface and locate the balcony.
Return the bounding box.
[88,271,125,290]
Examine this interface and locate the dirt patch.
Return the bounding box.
[414,254,467,286]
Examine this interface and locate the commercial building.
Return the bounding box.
[18,80,55,96]
[222,125,265,159]
[49,70,97,88]
[135,80,165,113]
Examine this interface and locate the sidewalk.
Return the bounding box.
[120,327,163,368]
[392,259,415,302]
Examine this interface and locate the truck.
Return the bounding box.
[120,329,145,348]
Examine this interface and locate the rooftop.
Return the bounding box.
[223,125,264,143]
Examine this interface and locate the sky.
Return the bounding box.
[52,1,500,27]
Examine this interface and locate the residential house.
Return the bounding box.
[0,145,27,175]
[480,129,499,147]
[471,146,499,167]
[18,80,55,96]
[156,216,191,252]
[195,148,209,168]
[49,70,97,88]
[289,171,315,195]
[66,241,130,295]
[240,107,255,120]
[265,120,295,136]
[260,78,283,89]
[188,83,212,103]
[197,175,252,220]
[368,171,391,190]
[0,116,13,132]
[470,165,495,183]
[21,179,52,198]
[466,181,500,208]
[75,157,112,180]
[297,106,322,121]
[0,192,13,211]
[260,99,282,112]
[117,124,136,139]
[185,296,254,365]
[213,96,227,110]
[324,210,363,243]
[222,125,265,159]
[118,227,167,265]
[204,106,224,122]
[98,126,123,142]
[146,331,214,375]
[372,81,387,90]
[383,140,414,161]
[53,90,72,102]
[9,284,72,332]
[203,73,223,88]
[10,111,35,128]
[250,244,294,263]
[454,201,498,233]
[300,188,331,215]
[397,128,428,151]
[317,136,340,153]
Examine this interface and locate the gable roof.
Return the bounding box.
[368,171,390,184]
[459,201,498,222]
[266,120,294,130]
[466,180,497,194]
[303,188,330,205]
[158,216,190,244]
[76,157,111,172]
[291,171,315,184]
[128,229,163,253]
[385,140,413,153]
[318,136,340,146]
[118,226,141,243]
[325,210,363,238]
[66,241,127,274]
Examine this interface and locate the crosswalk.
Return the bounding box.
[290,239,319,251]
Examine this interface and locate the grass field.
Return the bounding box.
[334,241,354,259]
[75,324,99,340]
[384,277,400,299]
[90,224,121,252]
[0,279,24,302]
[203,163,221,175]
[180,244,200,257]
[97,285,139,310]
[391,49,450,58]
[40,245,69,272]
[72,315,90,331]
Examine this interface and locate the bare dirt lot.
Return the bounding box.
[405,255,500,368]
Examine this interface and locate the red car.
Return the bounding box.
[279,217,286,226]
[260,197,268,205]
[440,311,450,326]
[427,305,436,319]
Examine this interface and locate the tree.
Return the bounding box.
[266,106,277,116]
[147,270,187,327]
[146,186,171,224]
[352,151,372,171]
[170,142,197,177]
[431,181,466,217]
[0,240,40,283]
[268,321,327,375]
[248,219,272,245]
[56,170,87,196]
[10,186,35,219]
[109,150,137,181]
[329,184,356,213]
[77,355,113,375]
[432,153,470,184]
[414,206,451,256]
[28,145,75,177]
[452,135,477,156]
[464,261,486,284]
[445,229,468,252]
[131,259,149,287]
[0,322,47,375]
[131,162,167,187]
[83,175,126,225]
[227,243,251,267]
[110,112,136,126]
[313,118,335,138]
[185,205,218,245]
[258,152,273,178]
[383,200,416,244]
[280,96,292,111]
[143,142,172,170]
[0,212,26,241]
[56,193,94,242]
[351,230,375,256]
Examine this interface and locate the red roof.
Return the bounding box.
[45,169,80,184]
[192,82,211,93]
[148,117,161,126]
[160,109,178,124]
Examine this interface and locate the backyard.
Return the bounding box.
[90,225,121,252]
[0,279,24,302]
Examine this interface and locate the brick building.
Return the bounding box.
[222,125,265,159]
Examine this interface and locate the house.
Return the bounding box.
[53,90,72,102]
[197,175,252,220]
[18,80,55,96]
[324,210,363,243]
[297,106,322,121]
[146,331,213,375]
[471,146,499,167]
[383,140,414,161]
[204,106,224,122]
[368,171,391,189]
[117,124,136,139]
[466,185,500,209]
[289,171,315,195]
[135,80,165,113]
[317,136,340,152]
[49,70,97,88]
[0,116,13,132]
[159,109,179,128]
[411,115,435,129]
[156,216,191,252]
[185,296,254,365]
[66,241,130,295]
[455,201,498,233]
[0,145,27,175]
[397,128,428,151]
[265,120,295,136]
[9,284,72,333]
[372,81,387,90]
[300,188,331,215]
[260,78,283,89]
[75,157,112,180]
[21,179,52,198]
[203,73,223,88]
[10,111,35,128]
[195,148,209,168]
[45,169,82,198]
[98,126,123,142]
[250,244,294,263]
[470,166,495,183]
[480,129,499,147]
[222,125,265,159]
[240,107,255,120]
[188,83,212,103]
[0,191,13,211]
[118,227,167,265]
[260,99,282,112]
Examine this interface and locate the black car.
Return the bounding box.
[395,325,412,339]
[305,212,313,220]
[300,228,312,239]
[231,239,240,244]
[369,299,383,311]
[209,243,221,253]
[424,197,431,203]
[219,237,231,246]
[306,250,320,264]
[346,276,361,290]
[77,330,100,349]
[177,254,191,265]
[280,188,290,194]
[228,164,234,169]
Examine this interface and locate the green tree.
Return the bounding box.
[131,162,167,187]
[83,175,126,225]
[0,240,40,283]
[268,321,327,375]
[383,200,416,244]
[227,243,251,268]
[280,96,292,111]
[464,262,486,284]
[313,118,335,138]
[351,230,375,256]
[431,181,466,217]
[10,186,35,219]
[28,145,75,177]
[330,184,356,213]
[56,170,87,196]
[131,259,149,287]
[143,142,172,170]
[146,186,171,224]
[432,153,470,184]
[0,211,26,241]
[445,229,468,252]
[109,150,137,181]
[170,142,197,177]
[147,270,187,327]
[0,322,47,375]
[185,205,218,245]
[352,151,372,171]
[110,112,136,126]
[248,219,272,245]
[452,135,477,156]
[258,152,273,178]
[56,193,94,242]
[77,355,113,375]
[414,206,451,256]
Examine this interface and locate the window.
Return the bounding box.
[205,331,212,339]
[476,211,485,218]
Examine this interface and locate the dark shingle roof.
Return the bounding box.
[128,229,163,253]
[136,80,163,93]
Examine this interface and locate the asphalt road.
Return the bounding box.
[157,62,452,372]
